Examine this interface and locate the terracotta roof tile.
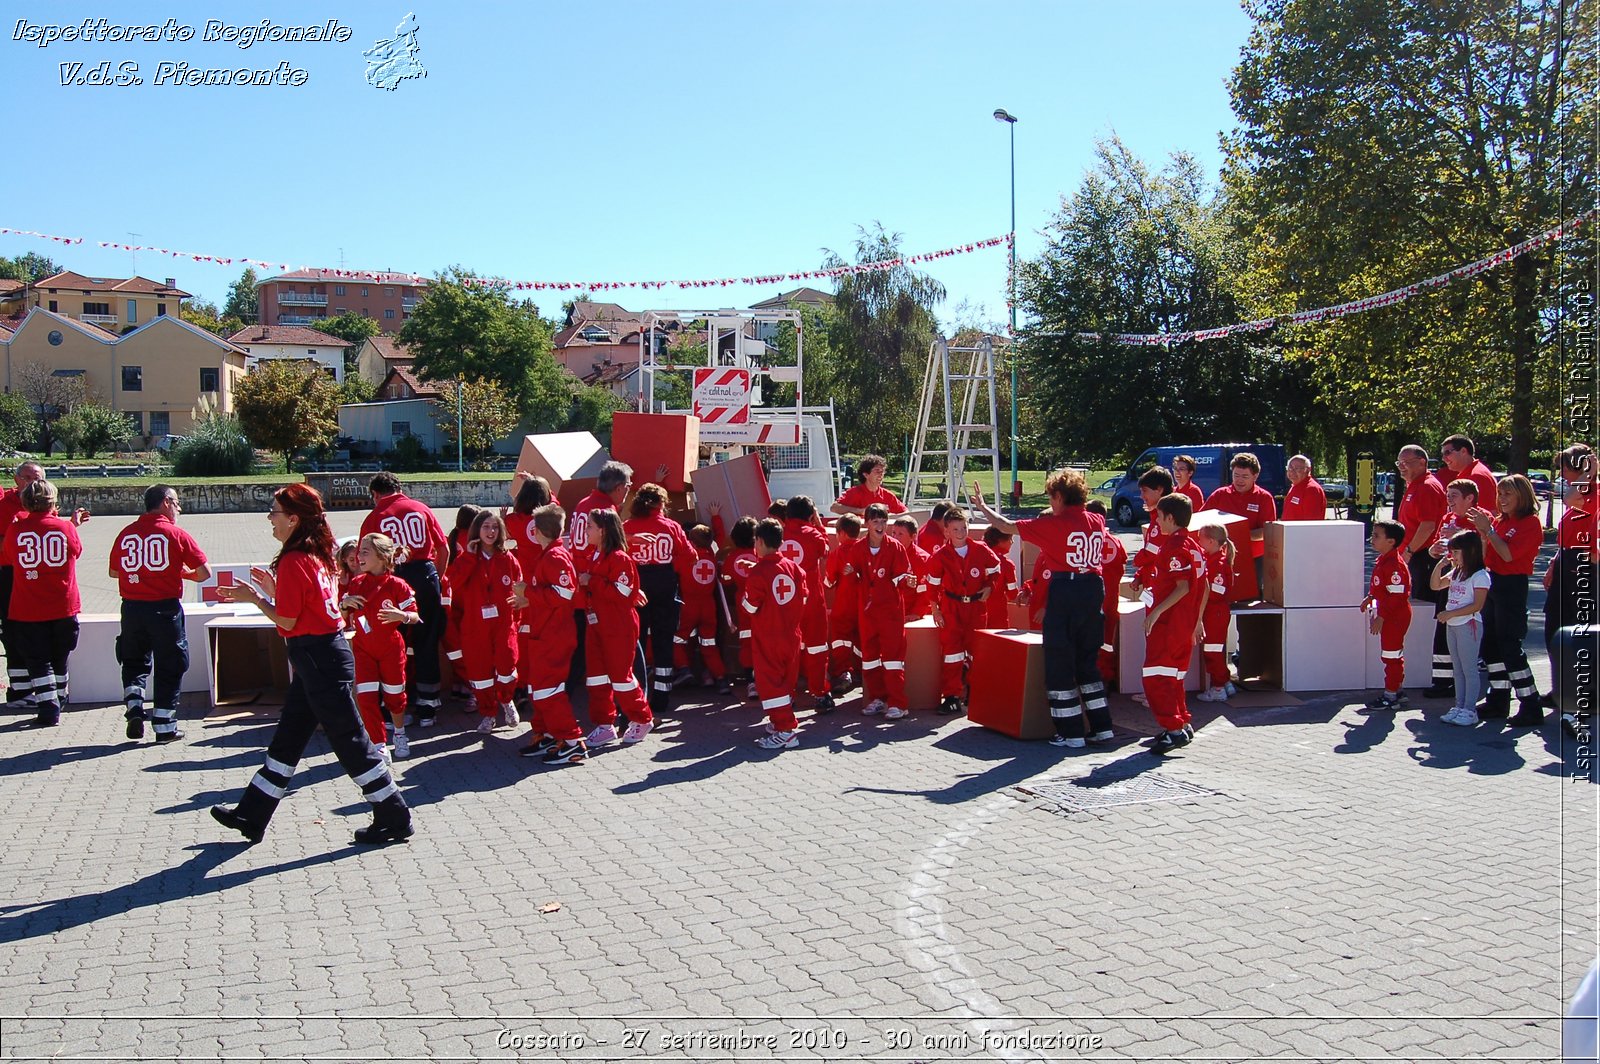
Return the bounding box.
[227,325,354,347]
[34,271,191,297]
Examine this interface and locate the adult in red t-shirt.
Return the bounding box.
[1280,455,1327,521]
[212,483,412,847]
[1434,434,1499,517]
[1171,455,1206,513]
[970,468,1114,747]
[830,455,907,517]
[0,478,85,727]
[1202,453,1277,596]
[110,485,211,742]
[1,461,53,707]
[1470,475,1544,724]
[624,483,694,715]
[362,472,450,721]
[1395,444,1449,603]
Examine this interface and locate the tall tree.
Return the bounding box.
[312,311,382,379]
[399,268,569,430]
[1018,137,1309,464]
[233,360,341,470]
[1225,0,1594,470]
[222,267,259,324]
[433,378,521,459]
[0,253,62,283]
[16,361,87,454]
[180,298,244,337]
[822,224,946,453]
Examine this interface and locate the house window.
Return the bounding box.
[384,287,394,296]
[48,300,58,312]
[307,349,317,356]
[122,366,143,391]
[83,302,111,317]
[151,411,170,437]
[336,307,347,314]
[200,367,219,392]
[335,285,346,296]
[47,330,63,346]
[127,411,144,435]
[363,309,371,317]
[53,368,84,377]
[361,287,369,297]
[157,303,166,316]
[392,421,412,439]
[127,300,137,325]
[384,309,395,319]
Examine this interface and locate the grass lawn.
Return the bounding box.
[884,467,1126,512]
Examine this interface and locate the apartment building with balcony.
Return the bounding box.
[27,272,190,332]
[256,269,427,332]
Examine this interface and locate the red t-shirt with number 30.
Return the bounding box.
[112,512,208,601]
[1,512,83,621]
[272,551,343,639]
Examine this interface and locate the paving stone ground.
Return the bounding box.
[0,510,1593,1062]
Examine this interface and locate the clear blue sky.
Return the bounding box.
[2,1,1252,327]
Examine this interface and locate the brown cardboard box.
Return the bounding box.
[611,412,700,492]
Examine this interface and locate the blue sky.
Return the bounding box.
[2,1,1252,326]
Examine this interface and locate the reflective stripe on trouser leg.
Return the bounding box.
[1486,661,1509,692]
[1048,688,1086,739]
[247,755,299,802]
[1507,665,1537,701]
[31,668,58,706]
[7,670,30,701]
[353,759,399,803]
[1080,680,1112,734]
[150,706,179,736]
[124,685,146,718]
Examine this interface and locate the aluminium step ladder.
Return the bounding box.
[905,336,1004,507]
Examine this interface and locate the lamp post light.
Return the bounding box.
[993,107,1019,500]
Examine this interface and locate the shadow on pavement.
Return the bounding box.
[1403,716,1527,775]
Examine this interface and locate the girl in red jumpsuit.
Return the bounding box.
[341,533,419,759]
[846,504,913,719]
[827,513,864,698]
[1193,523,1236,703]
[721,516,759,697]
[584,508,654,748]
[514,503,588,765]
[446,511,523,734]
[674,522,727,689]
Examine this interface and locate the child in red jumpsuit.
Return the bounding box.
[341,533,419,760]
[889,515,931,619]
[1361,519,1412,710]
[827,513,864,699]
[583,508,654,748]
[446,511,522,735]
[1193,523,1236,703]
[927,508,1001,715]
[674,522,727,690]
[846,504,913,719]
[780,496,833,709]
[514,503,588,765]
[722,516,759,698]
[1143,495,1201,754]
[982,526,1016,629]
[744,518,810,749]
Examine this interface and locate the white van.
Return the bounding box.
[699,410,845,508]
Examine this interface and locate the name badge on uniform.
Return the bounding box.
[481,605,499,619]
[357,615,372,634]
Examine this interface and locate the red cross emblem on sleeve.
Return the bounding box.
[773,573,796,605]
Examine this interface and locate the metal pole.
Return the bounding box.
[1007,118,1019,496]
[456,380,464,473]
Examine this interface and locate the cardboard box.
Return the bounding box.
[69,603,247,704]
[903,616,943,711]
[1117,597,1206,693]
[610,412,700,493]
[967,629,1054,740]
[1189,508,1256,602]
[1235,603,1367,692]
[691,453,771,524]
[1364,599,1439,690]
[516,432,610,510]
[208,615,292,705]
[1263,520,1365,607]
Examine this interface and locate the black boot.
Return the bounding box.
[1506,700,1545,728]
[1480,690,1512,719]
[354,798,413,846]
[210,805,265,844]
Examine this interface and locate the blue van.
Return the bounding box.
[1108,443,1288,527]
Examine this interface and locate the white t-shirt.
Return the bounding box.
[1444,568,1491,625]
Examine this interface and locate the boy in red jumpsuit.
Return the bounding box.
[982,526,1017,629]
[674,522,727,690]
[722,516,759,698]
[826,513,864,701]
[780,496,833,709]
[927,508,1001,715]
[1143,495,1201,754]
[583,508,654,748]
[1192,523,1235,703]
[845,504,913,719]
[514,504,588,765]
[744,518,810,750]
[889,515,932,619]
[1361,519,1412,710]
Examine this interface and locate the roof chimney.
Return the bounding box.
[164,278,176,290]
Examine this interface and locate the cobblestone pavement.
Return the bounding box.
[0,512,1592,1062]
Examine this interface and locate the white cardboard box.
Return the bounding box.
[1364,599,1440,690]
[1281,605,1367,692]
[1117,597,1207,693]
[69,603,249,704]
[1263,520,1365,608]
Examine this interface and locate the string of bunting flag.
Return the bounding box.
[0,225,1011,292]
[1047,211,1593,346]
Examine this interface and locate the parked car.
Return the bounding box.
[1108,443,1288,526]
[1528,472,1553,499]
[1091,476,1119,502]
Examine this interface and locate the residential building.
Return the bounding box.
[750,286,833,344]
[256,269,427,332]
[0,280,26,317]
[340,397,444,455]
[1,307,248,440]
[227,325,353,383]
[27,272,190,332]
[552,300,680,380]
[355,334,417,386]
[376,365,444,401]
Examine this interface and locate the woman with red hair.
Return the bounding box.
[211,483,414,846]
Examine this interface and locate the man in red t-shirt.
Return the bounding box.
[1202,452,1277,593]
[1281,455,1328,521]
[1395,444,1452,697]
[362,472,450,723]
[111,485,210,742]
[830,455,907,518]
[0,479,86,727]
[0,460,45,707]
[1434,434,1499,517]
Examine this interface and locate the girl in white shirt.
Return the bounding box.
[1430,530,1492,726]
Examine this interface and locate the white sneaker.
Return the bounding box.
[1448,707,1480,727]
[1440,707,1462,724]
[1225,682,1238,697]
[620,720,653,744]
[586,723,619,747]
[500,703,519,729]
[380,745,393,765]
[1049,734,1086,748]
[393,731,410,760]
[475,715,495,733]
[756,730,799,750]
[884,706,907,720]
[863,699,886,716]
[746,681,758,700]
[1195,687,1221,703]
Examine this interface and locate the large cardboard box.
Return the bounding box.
[1263,520,1365,607]
[611,412,700,493]
[1188,508,1256,602]
[1117,597,1207,693]
[1237,604,1367,692]
[903,617,942,711]
[516,432,610,510]
[691,453,771,524]
[1364,599,1439,690]
[69,603,246,704]
[967,629,1054,740]
[208,615,292,705]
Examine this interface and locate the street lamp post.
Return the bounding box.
[993,108,1019,501]
[456,379,464,473]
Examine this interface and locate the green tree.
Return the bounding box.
[1018,137,1309,464]
[222,267,259,324]
[567,380,626,446]
[0,253,61,283]
[313,312,382,380]
[399,268,569,429]
[339,373,377,404]
[0,392,39,452]
[55,400,139,458]
[16,361,87,454]
[433,378,521,460]
[180,299,244,337]
[1224,0,1594,471]
[822,224,946,453]
[234,360,342,470]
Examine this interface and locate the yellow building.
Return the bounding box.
[1,307,248,440]
[28,271,190,332]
